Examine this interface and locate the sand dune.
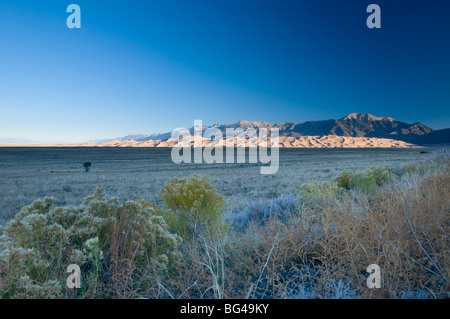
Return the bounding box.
[1,135,419,148]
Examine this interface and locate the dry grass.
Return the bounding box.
[158,161,449,299]
[0,148,431,225]
[1,148,448,299]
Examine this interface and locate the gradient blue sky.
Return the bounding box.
[1,0,449,143]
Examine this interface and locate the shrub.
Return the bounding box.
[225,194,296,231]
[335,170,355,190]
[431,149,450,166]
[159,174,226,241]
[335,166,395,194]
[401,164,418,175]
[0,188,181,298]
[348,165,395,194]
[323,279,361,299]
[297,181,343,208]
[366,165,395,185]
[288,280,361,299]
[62,184,73,192]
[83,162,91,173]
[351,173,378,194]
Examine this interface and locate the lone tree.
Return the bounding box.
[83,162,91,172]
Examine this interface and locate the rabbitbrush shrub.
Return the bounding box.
[335,165,395,194]
[159,174,226,241]
[0,188,181,298]
[335,170,355,190]
[297,180,343,208]
[365,165,395,185]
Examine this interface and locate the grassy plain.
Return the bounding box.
[0,147,448,299]
[0,147,431,224]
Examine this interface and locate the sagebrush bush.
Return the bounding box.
[431,149,450,166]
[159,174,226,241]
[0,188,181,298]
[225,194,296,231]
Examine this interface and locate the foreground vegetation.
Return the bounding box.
[0,151,449,299]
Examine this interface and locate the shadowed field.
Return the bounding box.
[0,147,431,224]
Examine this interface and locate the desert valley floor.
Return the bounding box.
[0,147,434,224]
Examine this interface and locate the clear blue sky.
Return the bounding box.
[1,0,449,143]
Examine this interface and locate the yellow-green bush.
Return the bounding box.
[159,174,226,241]
[402,164,418,175]
[335,166,395,194]
[0,188,181,298]
[366,165,395,185]
[335,170,355,190]
[297,180,343,208]
[350,166,394,194]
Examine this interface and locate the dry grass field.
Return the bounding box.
[0,147,432,224]
[0,147,448,299]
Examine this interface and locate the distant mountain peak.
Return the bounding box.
[342,113,394,122]
[231,120,271,128]
[234,120,252,126]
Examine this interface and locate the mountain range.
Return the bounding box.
[1,113,448,148]
[102,113,448,146]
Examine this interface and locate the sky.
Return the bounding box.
[0,0,449,143]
